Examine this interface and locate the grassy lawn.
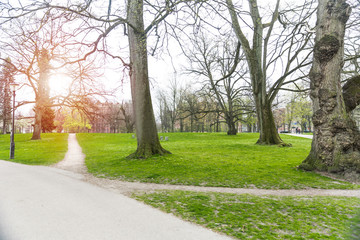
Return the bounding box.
[77,132,359,189]
[0,133,68,165]
[134,190,359,240]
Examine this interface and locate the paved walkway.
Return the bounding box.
[0,134,232,240]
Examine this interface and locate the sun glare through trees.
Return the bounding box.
[0,0,359,238]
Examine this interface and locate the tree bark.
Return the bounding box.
[226,114,237,135]
[299,0,360,181]
[127,0,170,158]
[256,99,284,145]
[31,49,50,140]
[343,75,360,113]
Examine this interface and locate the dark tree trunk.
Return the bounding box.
[299,0,360,181]
[255,98,284,145]
[127,0,170,158]
[190,115,194,132]
[226,115,237,135]
[180,118,184,132]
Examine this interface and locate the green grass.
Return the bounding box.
[134,190,360,240]
[349,209,360,239]
[77,132,359,189]
[0,133,68,165]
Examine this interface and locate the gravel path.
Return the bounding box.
[52,133,359,198]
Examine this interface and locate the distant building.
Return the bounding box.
[90,101,134,133]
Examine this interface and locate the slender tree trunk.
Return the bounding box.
[127,0,170,158]
[190,115,194,132]
[2,84,10,134]
[180,118,184,132]
[299,0,360,180]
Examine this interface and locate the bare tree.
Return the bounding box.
[157,77,184,132]
[0,14,104,140]
[119,102,135,133]
[299,0,360,181]
[184,33,251,135]
[225,0,314,145]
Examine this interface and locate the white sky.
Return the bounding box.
[6,0,344,117]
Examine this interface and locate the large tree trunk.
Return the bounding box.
[226,114,237,135]
[255,96,283,144]
[31,49,50,140]
[127,0,170,158]
[299,0,360,181]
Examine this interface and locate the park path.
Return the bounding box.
[284,133,313,139]
[54,133,87,174]
[52,133,360,198]
[0,134,233,240]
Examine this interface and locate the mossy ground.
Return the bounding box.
[134,190,359,240]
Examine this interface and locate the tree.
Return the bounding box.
[47,0,189,157]
[184,34,249,135]
[62,108,92,133]
[119,102,135,133]
[41,107,56,133]
[285,92,313,132]
[0,58,15,134]
[0,11,103,140]
[293,97,312,133]
[299,0,360,180]
[157,77,184,132]
[32,49,51,139]
[179,89,208,132]
[127,0,170,158]
[225,0,314,144]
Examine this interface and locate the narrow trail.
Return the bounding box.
[283,133,313,139]
[52,134,360,198]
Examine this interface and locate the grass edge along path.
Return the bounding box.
[134,190,360,240]
[77,133,359,190]
[0,133,68,165]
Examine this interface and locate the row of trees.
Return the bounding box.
[0,0,359,179]
[157,80,312,134]
[157,78,256,133]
